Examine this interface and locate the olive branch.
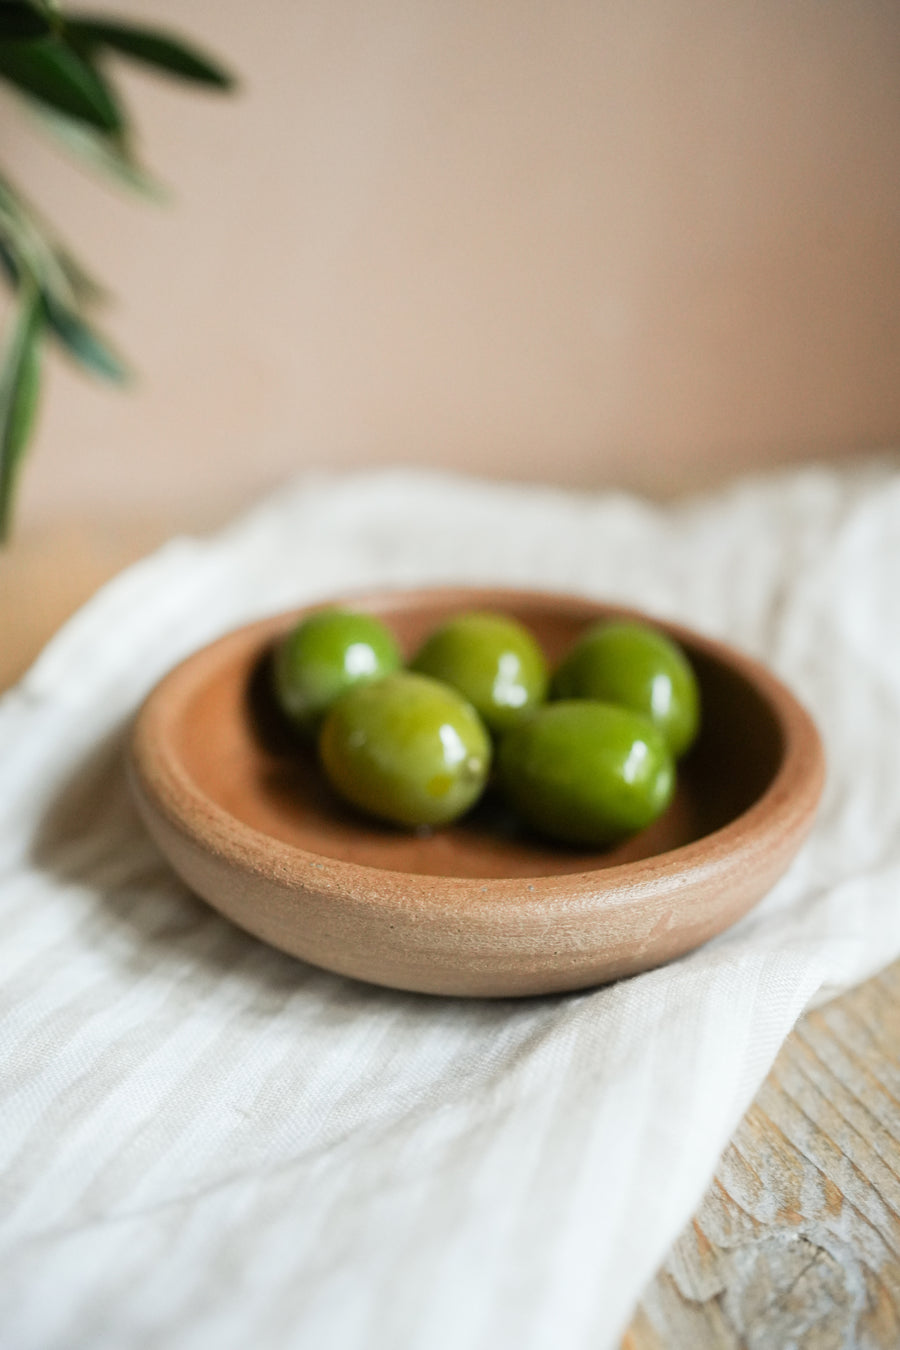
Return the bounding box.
[0,0,235,540]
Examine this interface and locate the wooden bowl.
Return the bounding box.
[128,588,825,997]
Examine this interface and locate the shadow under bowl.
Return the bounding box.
[128,588,825,997]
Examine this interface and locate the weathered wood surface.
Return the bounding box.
[625,963,900,1349]
[6,522,900,1349]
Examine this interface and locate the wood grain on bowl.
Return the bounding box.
[127,589,825,997]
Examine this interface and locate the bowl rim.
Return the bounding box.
[129,586,826,913]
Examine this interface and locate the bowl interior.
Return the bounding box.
[169,592,785,880]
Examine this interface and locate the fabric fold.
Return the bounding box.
[1,459,897,1349]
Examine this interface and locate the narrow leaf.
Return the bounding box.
[0,36,124,131]
[52,243,107,304]
[0,237,19,287]
[0,2,51,40]
[44,295,128,383]
[0,284,42,541]
[68,16,235,88]
[0,176,111,332]
[27,101,166,200]
[0,173,81,309]
[0,173,106,308]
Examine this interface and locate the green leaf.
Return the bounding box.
[52,243,107,304]
[43,295,128,383]
[0,283,42,542]
[67,16,235,89]
[0,173,81,309]
[0,2,52,41]
[0,36,124,131]
[27,101,167,200]
[0,237,19,287]
[0,172,107,306]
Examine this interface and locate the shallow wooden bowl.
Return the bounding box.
[128,588,825,997]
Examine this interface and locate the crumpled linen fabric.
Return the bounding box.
[2,460,899,1350]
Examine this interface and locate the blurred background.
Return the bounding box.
[6,0,900,521]
[2,0,900,678]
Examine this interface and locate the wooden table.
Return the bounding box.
[628,970,900,1347]
[4,521,898,1348]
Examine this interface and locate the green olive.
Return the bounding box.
[552,620,700,758]
[319,672,492,828]
[272,608,401,735]
[410,610,548,734]
[498,700,674,847]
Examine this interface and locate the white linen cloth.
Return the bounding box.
[2,460,900,1350]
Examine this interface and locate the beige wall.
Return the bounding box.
[4,0,900,526]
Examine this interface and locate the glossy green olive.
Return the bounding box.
[273,608,401,735]
[319,672,492,828]
[410,610,548,735]
[498,700,675,847]
[552,620,700,758]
